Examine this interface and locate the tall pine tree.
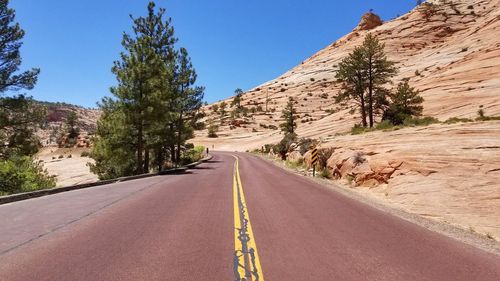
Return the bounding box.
[171,47,204,164]
[335,34,397,128]
[0,0,55,194]
[280,98,297,135]
[0,0,39,93]
[91,2,204,177]
[362,34,397,127]
[335,46,368,127]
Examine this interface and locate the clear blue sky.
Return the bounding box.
[10,0,416,108]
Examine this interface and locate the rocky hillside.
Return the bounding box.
[192,0,500,240]
[194,0,500,150]
[36,101,100,146]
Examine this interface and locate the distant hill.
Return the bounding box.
[35,100,100,146]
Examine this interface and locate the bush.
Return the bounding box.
[403,116,440,127]
[0,156,56,196]
[65,138,77,148]
[353,152,366,165]
[476,109,500,121]
[320,168,332,179]
[58,154,64,159]
[262,144,273,153]
[317,148,335,169]
[274,133,297,160]
[180,145,205,165]
[207,123,219,138]
[80,151,90,157]
[444,117,473,124]
[298,138,318,155]
[375,120,394,130]
[67,154,72,158]
[268,125,278,130]
[351,124,373,135]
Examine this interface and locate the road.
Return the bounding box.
[0,152,499,280]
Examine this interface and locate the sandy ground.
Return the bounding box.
[36,147,98,187]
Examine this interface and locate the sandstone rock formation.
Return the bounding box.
[196,0,500,146]
[354,12,383,31]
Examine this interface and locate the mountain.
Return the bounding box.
[193,0,500,239]
[194,0,500,151]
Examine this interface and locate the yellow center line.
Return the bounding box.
[232,155,265,281]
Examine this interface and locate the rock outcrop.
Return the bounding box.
[354,12,383,31]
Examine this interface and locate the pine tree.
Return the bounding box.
[383,81,424,125]
[335,34,397,128]
[231,88,243,108]
[219,101,227,119]
[65,111,79,139]
[0,0,43,158]
[0,95,45,159]
[335,47,368,127]
[280,98,297,135]
[89,98,137,179]
[362,34,397,127]
[0,1,54,194]
[110,2,175,174]
[171,47,204,164]
[91,2,204,177]
[0,0,39,93]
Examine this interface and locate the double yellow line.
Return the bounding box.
[232,155,265,281]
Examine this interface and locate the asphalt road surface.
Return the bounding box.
[0,152,499,280]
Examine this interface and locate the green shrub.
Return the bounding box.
[180,145,205,165]
[320,168,332,179]
[403,116,440,127]
[298,138,318,155]
[444,117,473,124]
[207,123,219,138]
[274,133,297,160]
[375,120,394,130]
[80,151,90,157]
[262,144,273,153]
[476,109,500,121]
[0,156,56,196]
[351,124,374,135]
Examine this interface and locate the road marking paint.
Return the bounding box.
[232,155,265,281]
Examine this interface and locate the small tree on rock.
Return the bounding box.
[231,88,243,109]
[280,98,297,135]
[382,81,424,125]
[219,101,227,119]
